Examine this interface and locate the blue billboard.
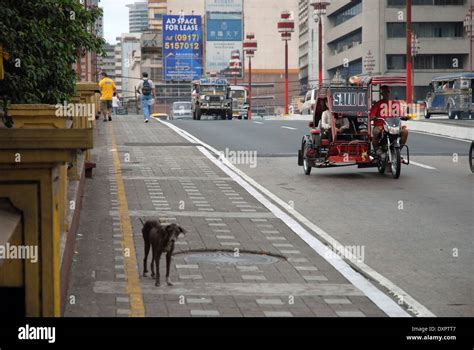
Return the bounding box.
[205,0,243,78]
[163,15,203,81]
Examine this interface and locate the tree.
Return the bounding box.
[0,0,105,109]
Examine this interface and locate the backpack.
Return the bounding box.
[142,79,152,96]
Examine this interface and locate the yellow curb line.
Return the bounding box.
[108,123,145,317]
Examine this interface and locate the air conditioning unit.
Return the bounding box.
[352,41,360,47]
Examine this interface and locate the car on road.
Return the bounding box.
[424,72,473,120]
[301,88,317,115]
[171,101,192,120]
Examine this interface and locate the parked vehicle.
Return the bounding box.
[298,75,411,179]
[230,86,249,119]
[191,78,233,120]
[171,101,192,120]
[301,88,317,115]
[424,72,474,120]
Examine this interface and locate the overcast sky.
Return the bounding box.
[101,0,139,44]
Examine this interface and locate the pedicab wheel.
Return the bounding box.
[377,159,386,174]
[469,141,474,173]
[303,158,312,175]
[391,147,401,179]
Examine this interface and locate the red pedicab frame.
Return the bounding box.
[302,75,408,169]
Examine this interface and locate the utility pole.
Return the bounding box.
[406,0,412,104]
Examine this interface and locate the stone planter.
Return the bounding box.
[8,104,71,129]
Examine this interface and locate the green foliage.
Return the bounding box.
[0,0,105,105]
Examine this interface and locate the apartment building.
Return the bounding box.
[127,2,149,33]
[324,0,472,100]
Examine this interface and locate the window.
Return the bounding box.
[387,54,466,70]
[387,0,465,6]
[387,55,406,70]
[328,59,362,79]
[330,1,362,27]
[328,29,362,54]
[387,22,464,38]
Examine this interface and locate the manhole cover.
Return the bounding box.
[183,252,280,266]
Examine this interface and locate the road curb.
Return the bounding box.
[406,120,474,141]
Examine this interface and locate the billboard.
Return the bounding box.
[205,0,243,78]
[163,15,203,81]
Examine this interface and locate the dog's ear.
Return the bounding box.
[179,226,187,235]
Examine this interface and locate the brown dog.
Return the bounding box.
[141,219,161,277]
[150,223,186,286]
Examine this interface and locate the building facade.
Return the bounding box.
[324,0,472,101]
[166,0,300,114]
[100,43,116,81]
[114,33,141,98]
[298,0,331,93]
[127,2,149,33]
[148,0,168,31]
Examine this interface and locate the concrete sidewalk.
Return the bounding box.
[65,115,397,317]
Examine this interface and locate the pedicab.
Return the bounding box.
[298,75,411,179]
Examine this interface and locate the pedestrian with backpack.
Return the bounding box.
[137,72,156,123]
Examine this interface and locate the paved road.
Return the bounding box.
[167,118,474,317]
[66,115,401,318]
[168,119,471,156]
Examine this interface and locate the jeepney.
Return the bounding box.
[191,78,233,120]
[230,85,249,119]
[425,72,474,119]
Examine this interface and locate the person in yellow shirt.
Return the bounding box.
[98,72,116,122]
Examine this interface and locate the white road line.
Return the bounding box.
[159,120,435,317]
[410,161,437,170]
[411,130,472,143]
[281,126,298,130]
[253,121,264,125]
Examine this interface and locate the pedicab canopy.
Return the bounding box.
[349,75,407,86]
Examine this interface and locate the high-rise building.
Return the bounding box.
[76,0,103,82]
[148,0,167,31]
[114,33,141,97]
[167,0,300,115]
[127,2,149,33]
[100,43,116,80]
[324,0,472,101]
[298,0,329,93]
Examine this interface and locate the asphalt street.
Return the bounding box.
[167,118,473,317]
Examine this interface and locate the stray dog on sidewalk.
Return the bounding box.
[150,223,187,287]
[140,218,161,277]
[140,219,186,286]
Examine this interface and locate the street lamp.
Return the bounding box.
[229,50,242,86]
[311,1,330,90]
[243,33,257,120]
[465,6,474,72]
[278,11,295,116]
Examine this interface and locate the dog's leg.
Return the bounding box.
[150,254,155,278]
[143,239,150,277]
[155,251,162,287]
[165,252,173,286]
